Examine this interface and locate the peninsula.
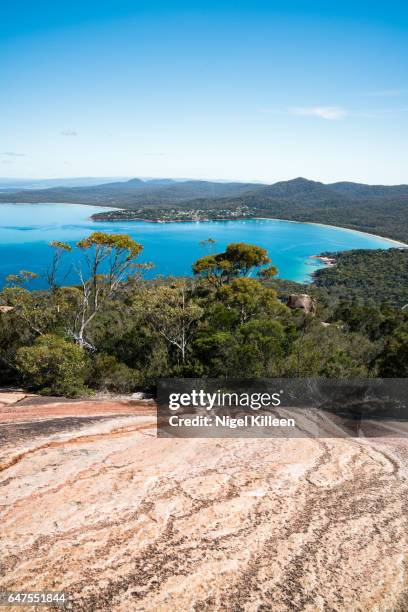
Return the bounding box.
[2,176,408,242]
[91,205,256,223]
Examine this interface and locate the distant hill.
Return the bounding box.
[143,178,176,185]
[1,176,407,242]
[328,181,408,199]
[256,177,345,204]
[0,177,262,205]
[4,175,407,207]
[0,177,132,190]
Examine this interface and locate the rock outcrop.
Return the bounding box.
[287,293,316,314]
[0,305,14,313]
[1,393,408,610]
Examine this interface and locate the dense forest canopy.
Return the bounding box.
[313,249,408,308]
[1,234,407,397]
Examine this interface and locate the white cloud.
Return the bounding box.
[289,106,347,120]
[61,130,78,136]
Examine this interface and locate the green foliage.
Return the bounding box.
[194,331,239,376]
[47,241,72,290]
[314,249,408,308]
[1,286,61,336]
[377,316,408,376]
[6,270,38,287]
[87,353,140,393]
[66,231,147,349]
[258,265,278,279]
[193,243,271,286]
[218,278,287,324]
[283,323,378,378]
[77,231,143,260]
[135,280,203,363]
[1,236,408,396]
[50,241,72,252]
[236,319,286,376]
[15,334,89,396]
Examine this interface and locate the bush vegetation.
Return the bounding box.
[0,233,407,396]
[313,248,408,308]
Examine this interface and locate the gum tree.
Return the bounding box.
[46,241,73,291]
[192,242,273,287]
[69,232,147,349]
[136,280,203,363]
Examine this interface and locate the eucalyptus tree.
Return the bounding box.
[135,279,203,364]
[68,232,148,349]
[192,242,273,287]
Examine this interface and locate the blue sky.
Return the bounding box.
[1,1,408,184]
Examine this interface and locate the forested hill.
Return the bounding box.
[0,178,263,205]
[313,249,408,308]
[1,176,408,242]
[3,176,408,207]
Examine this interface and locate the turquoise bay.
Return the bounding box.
[0,203,402,288]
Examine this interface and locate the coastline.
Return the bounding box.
[0,201,405,248]
[90,208,408,248]
[91,216,256,224]
[0,201,121,210]
[253,217,408,248]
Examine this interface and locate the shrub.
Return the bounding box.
[88,353,140,393]
[15,334,89,396]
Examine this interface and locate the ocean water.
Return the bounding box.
[0,203,401,288]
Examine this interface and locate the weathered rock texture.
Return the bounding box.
[1,392,408,611]
[287,294,316,314]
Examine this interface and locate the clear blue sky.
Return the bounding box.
[1,1,408,184]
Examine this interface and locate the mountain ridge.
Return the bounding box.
[1,176,408,242]
[2,175,408,206]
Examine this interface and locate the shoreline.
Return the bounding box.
[91,216,256,224]
[253,217,408,248]
[90,209,408,248]
[0,201,406,247]
[0,201,122,209]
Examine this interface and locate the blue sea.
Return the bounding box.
[0,203,402,289]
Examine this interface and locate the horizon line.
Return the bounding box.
[1,174,408,187]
